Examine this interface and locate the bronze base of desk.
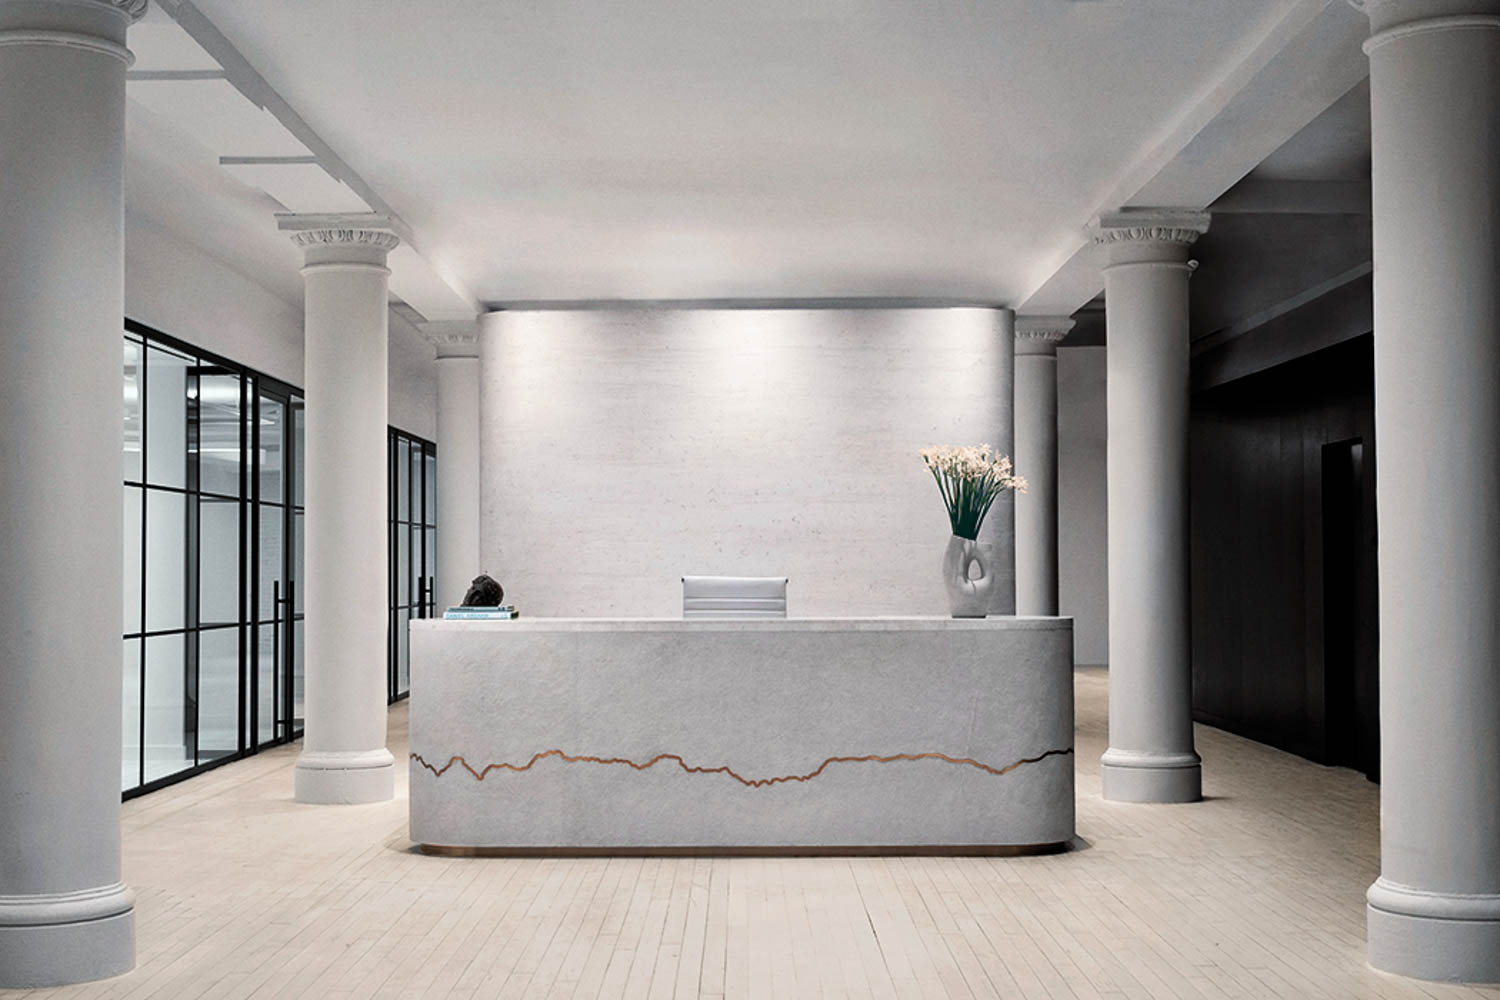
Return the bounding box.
[418,841,1072,858]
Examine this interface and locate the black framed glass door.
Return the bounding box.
[122,334,250,792]
[249,382,305,749]
[389,430,436,702]
[122,323,307,797]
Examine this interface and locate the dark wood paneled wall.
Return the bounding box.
[1189,334,1378,775]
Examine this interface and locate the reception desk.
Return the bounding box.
[408,617,1074,854]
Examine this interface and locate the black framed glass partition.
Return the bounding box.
[122,334,251,792]
[123,322,304,797]
[389,429,437,702]
[123,320,435,797]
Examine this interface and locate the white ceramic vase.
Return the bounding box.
[943,534,994,618]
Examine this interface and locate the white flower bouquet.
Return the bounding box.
[921,444,1027,540]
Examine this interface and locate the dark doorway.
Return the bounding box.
[1321,438,1380,780]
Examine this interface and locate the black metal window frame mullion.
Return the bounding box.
[285,396,302,741]
[185,365,201,768]
[134,334,147,793]
[388,429,399,704]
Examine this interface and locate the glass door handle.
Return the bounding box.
[271,580,281,675]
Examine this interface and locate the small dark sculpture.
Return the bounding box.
[462,574,504,608]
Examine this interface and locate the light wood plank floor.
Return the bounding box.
[7,667,1499,1000]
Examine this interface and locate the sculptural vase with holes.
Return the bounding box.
[920,444,1027,619]
[943,535,996,618]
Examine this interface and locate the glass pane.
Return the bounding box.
[198,627,239,763]
[124,339,143,482]
[198,374,243,497]
[292,619,305,732]
[242,633,251,751]
[410,522,424,609]
[410,443,424,525]
[258,504,283,622]
[124,485,143,635]
[259,397,285,505]
[424,526,437,612]
[397,522,410,606]
[256,623,277,745]
[145,345,191,489]
[424,449,437,526]
[398,609,411,694]
[293,510,304,615]
[144,490,188,633]
[293,403,305,508]
[122,637,141,791]
[200,498,239,626]
[143,633,191,784]
[397,437,410,521]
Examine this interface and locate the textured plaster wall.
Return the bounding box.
[481,308,1015,618]
[388,310,438,441]
[126,214,304,385]
[1058,346,1108,665]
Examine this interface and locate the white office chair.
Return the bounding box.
[682,575,788,619]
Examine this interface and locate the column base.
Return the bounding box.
[0,883,134,988]
[295,747,395,804]
[1368,878,1500,984]
[1099,748,1201,803]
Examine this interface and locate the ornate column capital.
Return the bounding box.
[288,228,401,252]
[420,320,480,359]
[1015,316,1075,357]
[1092,209,1210,269]
[0,0,146,60]
[279,213,399,269]
[1092,209,1210,248]
[101,0,148,19]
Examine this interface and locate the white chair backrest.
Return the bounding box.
[682,576,788,619]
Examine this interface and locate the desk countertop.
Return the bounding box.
[413,615,1073,634]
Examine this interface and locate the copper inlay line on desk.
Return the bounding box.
[410,746,1074,788]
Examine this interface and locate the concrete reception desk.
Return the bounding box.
[408,617,1074,854]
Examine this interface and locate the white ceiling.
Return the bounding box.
[171,0,1311,308]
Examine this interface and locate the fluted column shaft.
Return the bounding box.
[0,0,142,987]
[1095,211,1208,804]
[1014,318,1072,617]
[291,228,398,804]
[1359,0,1500,982]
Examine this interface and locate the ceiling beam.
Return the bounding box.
[1209,179,1370,214]
[1019,0,1371,316]
[151,0,480,320]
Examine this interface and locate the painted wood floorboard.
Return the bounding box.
[5,667,1499,1000]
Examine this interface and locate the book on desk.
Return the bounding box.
[443,606,519,620]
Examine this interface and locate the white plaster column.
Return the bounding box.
[421,320,481,608]
[1358,0,1500,981]
[987,306,1018,616]
[1094,210,1209,804]
[1014,317,1073,617]
[0,0,141,987]
[288,225,398,804]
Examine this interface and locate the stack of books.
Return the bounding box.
[442,605,519,620]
